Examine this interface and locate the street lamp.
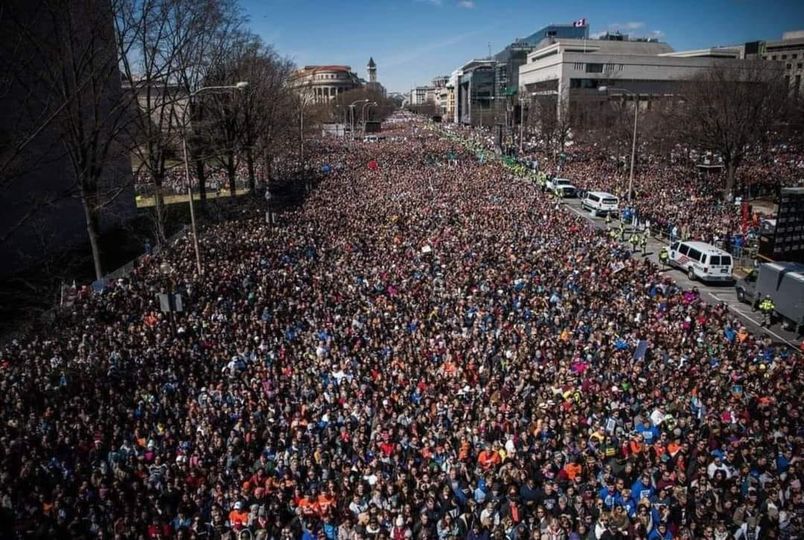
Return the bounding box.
[181,81,249,276]
[361,101,378,135]
[349,99,369,142]
[599,86,639,204]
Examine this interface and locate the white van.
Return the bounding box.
[581,191,619,217]
[667,241,734,282]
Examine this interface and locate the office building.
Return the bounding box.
[452,22,588,126]
[455,59,503,126]
[747,31,804,94]
[519,36,751,118]
[494,23,588,95]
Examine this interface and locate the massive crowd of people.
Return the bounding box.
[1,117,802,540]
[444,121,804,249]
[523,140,804,248]
[134,162,266,197]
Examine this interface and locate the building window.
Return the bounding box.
[798,63,803,69]
[585,63,604,73]
[782,54,787,60]
[772,55,777,60]
[788,64,792,70]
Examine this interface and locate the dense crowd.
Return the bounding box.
[525,140,804,247]
[1,117,802,540]
[134,162,264,196]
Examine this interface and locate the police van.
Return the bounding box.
[667,240,734,282]
[581,191,619,217]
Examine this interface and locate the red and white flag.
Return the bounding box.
[573,18,587,27]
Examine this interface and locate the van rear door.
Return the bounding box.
[601,197,618,211]
[708,254,733,276]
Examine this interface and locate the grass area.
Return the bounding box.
[135,188,251,208]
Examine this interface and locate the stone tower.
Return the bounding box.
[367,57,377,83]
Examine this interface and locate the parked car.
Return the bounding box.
[547,178,577,198]
[735,262,804,333]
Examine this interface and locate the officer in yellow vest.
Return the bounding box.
[659,248,669,268]
[759,295,775,327]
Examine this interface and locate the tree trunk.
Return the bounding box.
[725,161,737,202]
[195,158,207,205]
[152,172,166,245]
[246,147,256,194]
[226,154,236,197]
[80,188,103,281]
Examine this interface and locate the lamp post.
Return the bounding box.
[599,86,639,204]
[349,99,369,143]
[361,101,377,136]
[518,94,526,154]
[181,81,248,276]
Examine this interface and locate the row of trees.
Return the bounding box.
[115,0,298,244]
[0,0,301,279]
[520,62,798,199]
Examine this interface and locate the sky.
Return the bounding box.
[240,0,804,93]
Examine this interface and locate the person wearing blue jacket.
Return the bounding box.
[647,521,672,540]
[636,420,660,444]
[631,472,655,506]
[598,479,619,511]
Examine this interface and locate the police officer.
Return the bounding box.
[640,233,648,255]
[659,247,669,268]
[759,295,775,327]
[630,230,640,252]
[619,221,625,242]
[605,212,612,228]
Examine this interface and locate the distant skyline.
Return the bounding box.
[241,0,804,93]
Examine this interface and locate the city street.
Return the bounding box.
[560,196,804,348]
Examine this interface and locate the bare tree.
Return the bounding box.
[114,0,244,239]
[675,61,788,199]
[529,95,573,164]
[115,0,187,243]
[238,46,295,192]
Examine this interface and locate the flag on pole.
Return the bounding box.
[573,18,587,27]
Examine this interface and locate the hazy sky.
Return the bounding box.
[240,0,804,93]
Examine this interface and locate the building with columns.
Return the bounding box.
[289,65,363,103]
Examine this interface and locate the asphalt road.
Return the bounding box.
[558,196,803,350]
